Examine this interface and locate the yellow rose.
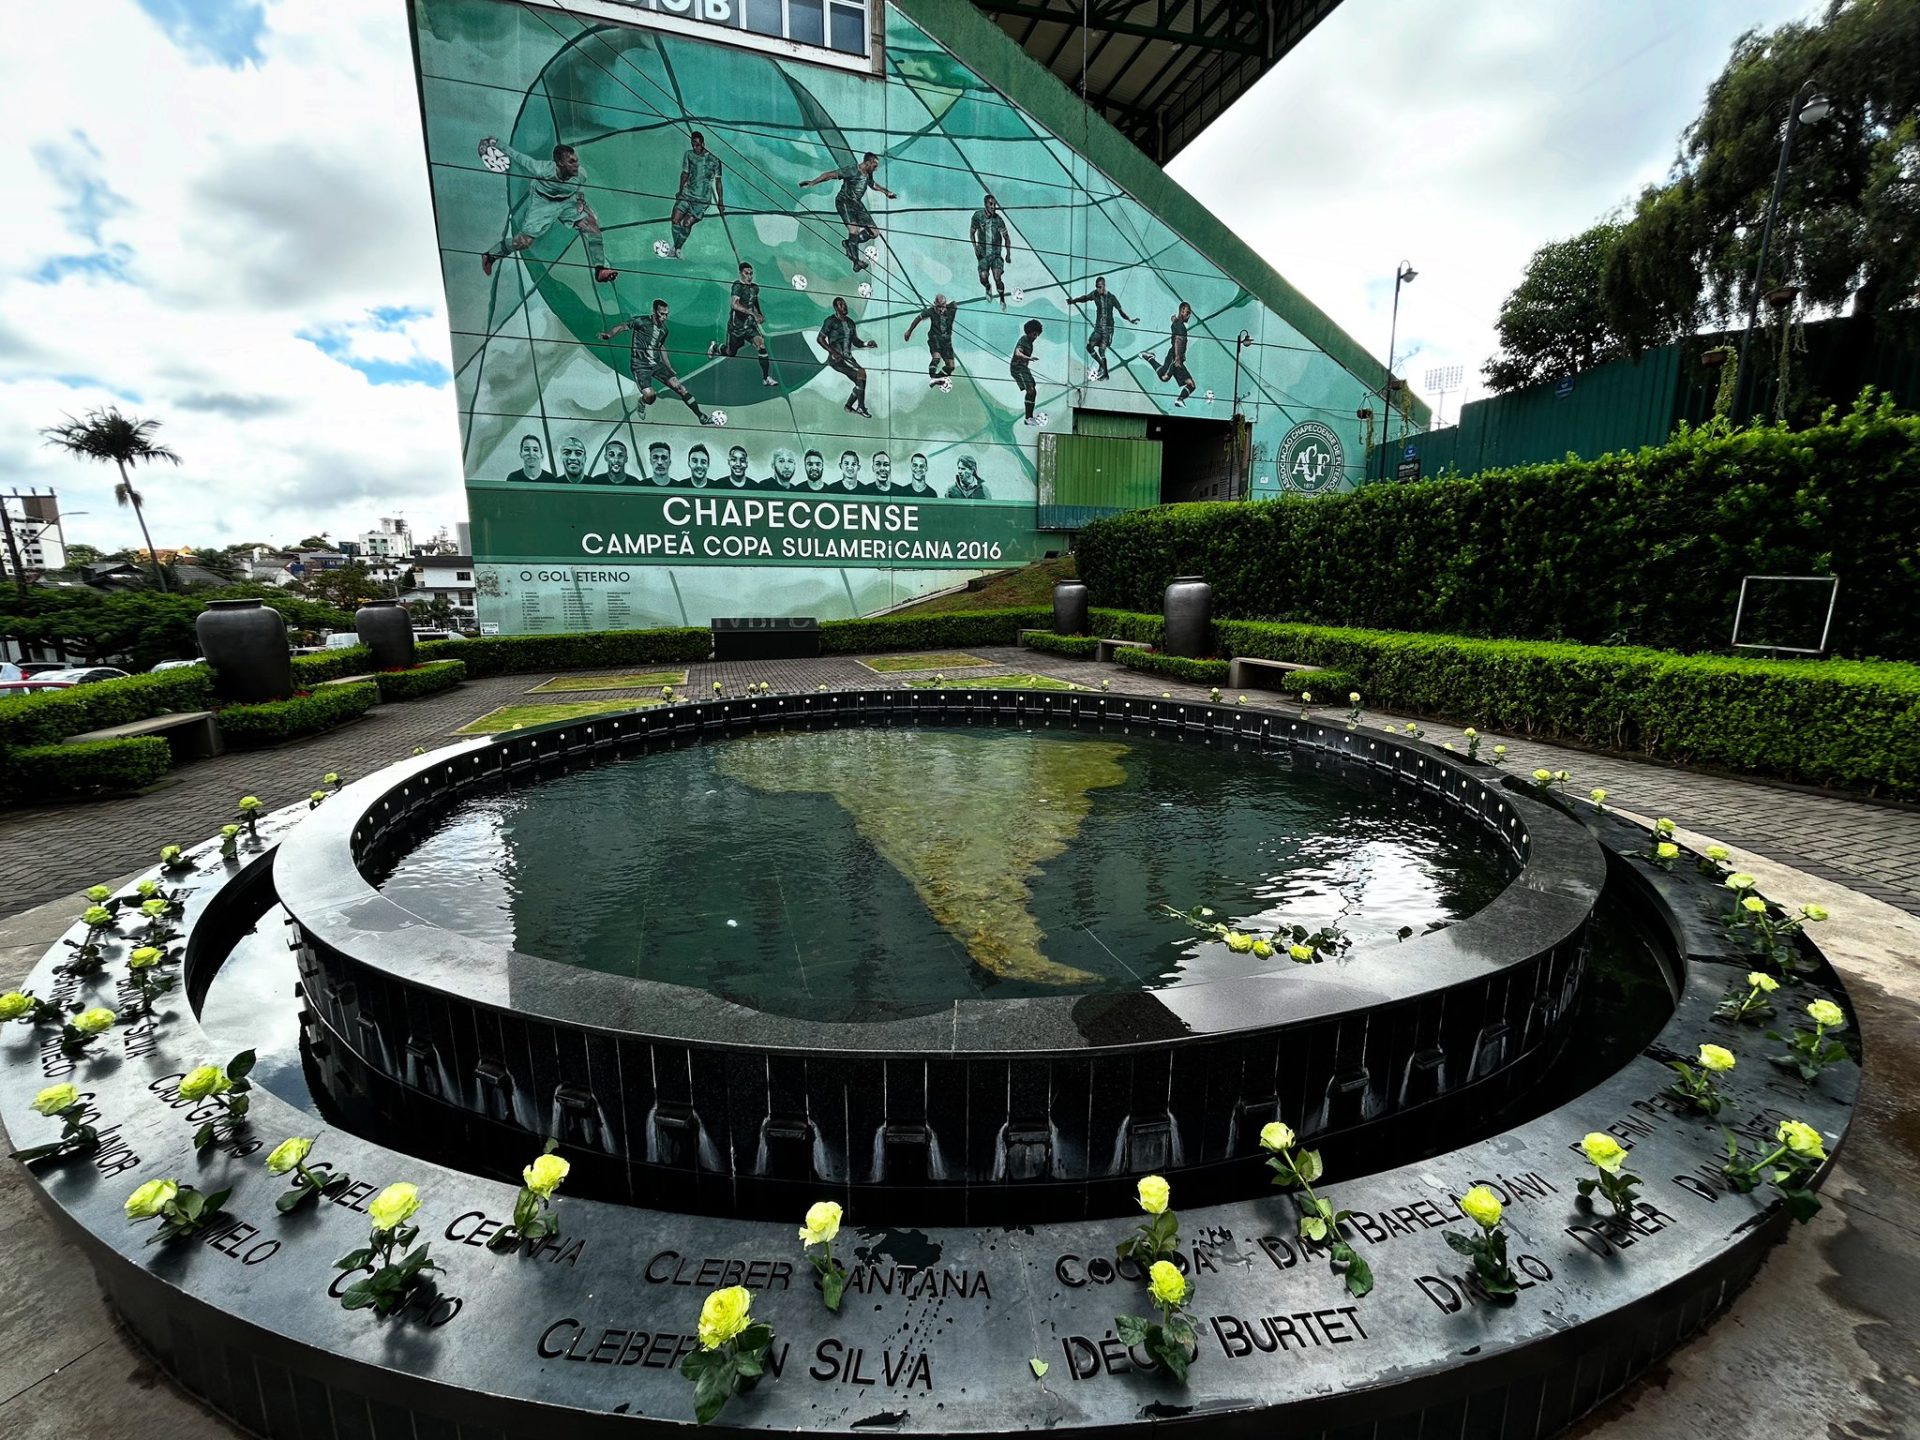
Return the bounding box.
[697,1285,753,1350]
[1288,944,1314,962]
[177,1065,230,1102]
[524,1152,571,1199]
[1532,769,1553,783]
[1590,788,1607,804]
[220,824,241,839]
[140,899,167,918]
[82,906,114,928]
[1136,1174,1170,1216]
[238,795,261,811]
[1777,1120,1826,1162]
[1250,939,1273,958]
[266,1137,313,1176]
[138,880,160,898]
[1224,931,1253,953]
[1741,896,1767,914]
[1657,842,1680,860]
[1726,873,1756,891]
[799,1199,842,1247]
[323,772,340,785]
[1300,692,1312,704]
[1492,744,1507,756]
[1706,844,1729,861]
[159,846,182,863]
[369,1182,421,1233]
[1801,904,1829,922]
[1458,1185,1502,1229]
[1655,818,1674,836]
[32,1082,79,1115]
[1806,999,1845,1030]
[125,1178,178,1219]
[1147,1259,1188,1308]
[1348,692,1360,704]
[129,946,163,969]
[1748,972,1779,992]
[0,991,32,1021]
[1697,1044,1735,1073]
[1463,727,1477,739]
[309,791,327,804]
[71,1007,115,1035]
[1259,1121,1294,1153]
[1581,1132,1628,1173]
[86,885,112,903]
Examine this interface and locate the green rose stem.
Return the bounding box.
[1717,971,1779,1024]
[489,1141,570,1250]
[1665,1044,1735,1115]
[1258,1123,1373,1298]
[681,1286,775,1425]
[219,824,243,860]
[1117,1174,1179,1265]
[1576,1132,1643,1224]
[799,1200,848,1310]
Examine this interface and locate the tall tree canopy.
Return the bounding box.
[1482,223,1629,393]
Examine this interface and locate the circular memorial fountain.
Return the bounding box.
[0,688,1861,1439]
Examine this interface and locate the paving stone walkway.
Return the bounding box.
[2,645,1915,919]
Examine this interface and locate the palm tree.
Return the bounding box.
[41,406,182,592]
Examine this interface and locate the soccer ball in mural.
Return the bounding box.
[857,281,872,299]
[1204,390,1216,404]
[1011,289,1026,304]
[709,411,729,427]
[653,240,673,257]
[935,377,953,393]
[862,245,879,262]
[791,274,809,291]
[478,139,510,173]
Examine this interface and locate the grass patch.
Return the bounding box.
[889,555,1078,614]
[905,674,1081,691]
[453,700,662,735]
[525,670,688,694]
[856,652,992,673]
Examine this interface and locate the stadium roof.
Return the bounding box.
[971,0,1345,164]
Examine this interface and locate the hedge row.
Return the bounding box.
[417,629,709,676]
[818,608,1048,655]
[217,683,378,750]
[7,737,173,798]
[291,647,372,685]
[1074,398,1920,659]
[375,660,466,703]
[1022,632,1099,658]
[0,668,216,751]
[1115,649,1230,685]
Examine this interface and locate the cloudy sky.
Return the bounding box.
[2,0,1814,553]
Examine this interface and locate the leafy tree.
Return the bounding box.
[293,535,333,551]
[1483,223,1629,392]
[298,562,381,611]
[1604,0,1920,364]
[0,586,351,670]
[61,544,106,568]
[40,407,183,592]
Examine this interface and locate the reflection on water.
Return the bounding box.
[376,726,1509,1014]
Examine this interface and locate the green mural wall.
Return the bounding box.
[411,0,1381,632]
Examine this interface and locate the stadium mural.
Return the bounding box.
[413,0,1376,632]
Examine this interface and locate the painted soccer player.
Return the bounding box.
[870,452,893,494]
[667,131,724,258]
[970,193,1011,307]
[765,447,800,490]
[900,453,935,497]
[1066,276,1137,381]
[835,450,862,493]
[684,443,712,488]
[646,442,674,487]
[707,261,774,385]
[507,434,554,483]
[1141,301,1198,407]
[478,138,616,283]
[1010,320,1043,425]
[947,456,988,499]
[599,300,712,425]
[816,296,878,418]
[799,152,896,273]
[723,445,753,488]
[558,436,589,483]
[802,450,828,490]
[904,294,957,384]
[592,439,633,485]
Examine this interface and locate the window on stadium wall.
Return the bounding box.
[415,0,1373,632]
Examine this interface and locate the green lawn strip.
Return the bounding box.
[453,699,663,735]
[524,670,688,694]
[905,674,1080,691]
[855,651,993,673]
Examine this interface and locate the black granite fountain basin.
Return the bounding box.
[0,694,1862,1440]
[276,692,1601,1222]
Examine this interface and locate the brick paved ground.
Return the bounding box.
[3,644,1916,918]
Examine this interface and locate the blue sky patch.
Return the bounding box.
[135,0,267,68]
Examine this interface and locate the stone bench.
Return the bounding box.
[1094,637,1150,663]
[317,673,376,689]
[1226,656,1323,692]
[63,710,223,762]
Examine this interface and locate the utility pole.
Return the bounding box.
[0,499,29,599]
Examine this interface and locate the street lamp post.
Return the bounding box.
[1230,330,1253,498]
[1732,81,1831,423]
[1378,261,1416,480]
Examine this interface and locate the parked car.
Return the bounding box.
[150,659,205,671]
[0,678,76,697]
[323,633,364,651]
[17,661,72,678]
[34,667,130,685]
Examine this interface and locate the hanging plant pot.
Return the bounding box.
[1699,346,1733,369]
[1766,285,1799,310]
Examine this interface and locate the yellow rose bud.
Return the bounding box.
[1147,1259,1188,1308]
[1288,943,1314,962]
[1748,972,1779,992]
[1493,745,1507,756]
[140,899,167,917]
[310,791,327,804]
[1590,788,1607,804]
[220,824,242,838]
[177,1065,230,1102]
[1726,873,1755,890]
[1458,1185,1503,1229]
[1655,817,1674,836]
[1250,939,1273,958]
[1697,1044,1735,1072]
[266,1137,313,1176]
[1554,770,1570,782]
[32,1082,79,1115]
[1777,1120,1826,1162]
[1807,999,1845,1030]
[1532,769,1553,783]
[83,906,113,928]
[1706,844,1729,861]
[1801,904,1829,922]
[1463,727,1477,739]
[369,1182,421,1233]
[137,880,160,898]
[0,991,33,1022]
[125,1178,178,1220]
[239,796,261,811]
[1658,842,1680,860]
[1300,692,1312,703]
[697,1285,754,1350]
[1581,1132,1628,1173]
[1224,931,1253,953]
[1348,691,1360,704]
[524,1152,571,1200]
[86,885,112,903]
[1259,1121,1294,1152]
[71,1007,115,1035]
[1741,896,1767,914]
[799,1199,842,1247]
[323,773,340,785]
[1136,1174,1170,1216]
[159,845,182,863]
[129,946,163,969]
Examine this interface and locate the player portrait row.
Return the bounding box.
[503,434,995,498]
[475,133,1205,416]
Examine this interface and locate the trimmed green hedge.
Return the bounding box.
[0,668,216,750]
[1115,649,1231,685]
[1254,668,1359,700]
[7,737,172,797]
[1089,608,1167,647]
[217,683,378,749]
[375,660,467,702]
[1075,399,1920,659]
[1023,632,1099,658]
[818,608,1048,654]
[417,629,709,676]
[291,647,372,685]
